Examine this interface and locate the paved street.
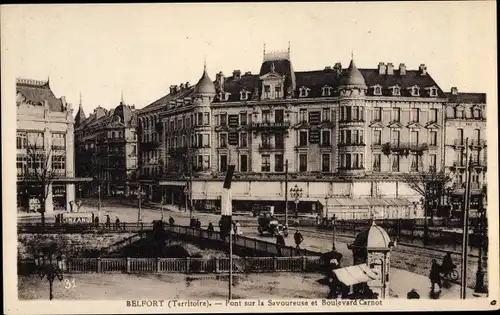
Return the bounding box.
[76,199,483,299]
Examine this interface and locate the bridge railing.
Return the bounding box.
[18,256,323,274]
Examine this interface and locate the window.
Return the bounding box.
[240,133,247,147]
[392,86,401,96]
[219,134,227,148]
[429,87,438,97]
[299,109,307,123]
[299,87,309,97]
[27,132,44,148]
[345,106,352,121]
[17,154,26,177]
[429,154,437,171]
[131,145,136,156]
[392,155,400,172]
[299,154,307,172]
[51,154,66,176]
[203,155,210,170]
[261,155,271,172]
[219,155,228,172]
[429,109,438,123]
[322,108,331,122]
[374,86,382,96]
[411,108,420,122]
[429,131,438,146]
[340,154,345,169]
[411,86,420,96]
[322,86,332,97]
[322,154,330,172]
[392,108,400,122]
[474,129,481,141]
[411,131,419,144]
[373,130,382,145]
[240,155,248,172]
[240,113,248,125]
[456,108,464,118]
[275,154,284,172]
[261,133,272,148]
[340,130,345,144]
[373,154,381,172]
[275,86,282,98]
[202,134,210,147]
[240,91,248,101]
[197,113,203,126]
[457,128,464,144]
[346,130,352,144]
[16,132,27,149]
[299,131,308,146]
[275,109,284,123]
[321,130,331,146]
[373,107,382,121]
[345,154,351,169]
[262,110,271,123]
[220,113,227,126]
[392,130,400,145]
[275,133,284,149]
[203,113,210,125]
[410,154,420,171]
[264,85,271,99]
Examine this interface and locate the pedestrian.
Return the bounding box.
[94,216,99,228]
[429,259,442,292]
[196,219,202,230]
[276,234,285,256]
[105,215,111,229]
[294,229,304,249]
[190,218,195,228]
[207,222,214,236]
[407,289,420,299]
[441,253,456,277]
[115,217,120,230]
[235,220,242,236]
[169,216,175,226]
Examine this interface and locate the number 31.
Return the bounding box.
[64,278,76,289]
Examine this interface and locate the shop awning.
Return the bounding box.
[333,264,379,286]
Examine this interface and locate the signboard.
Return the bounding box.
[29,198,40,212]
[228,132,239,146]
[228,115,239,128]
[309,129,320,143]
[61,212,93,224]
[308,111,321,125]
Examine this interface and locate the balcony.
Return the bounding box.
[319,142,332,148]
[339,119,365,124]
[191,144,211,149]
[51,145,66,151]
[470,139,487,148]
[452,161,466,169]
[453,139,466,147]
[249,121,290,132]
[382,141,428,155]
[338,142,366,147]
[471,158,487,169]
[258,144,285,152]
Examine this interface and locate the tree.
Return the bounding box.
[22,142,58,226]
[403,169,452,245]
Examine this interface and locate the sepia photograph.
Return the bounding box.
[1,1,498,314]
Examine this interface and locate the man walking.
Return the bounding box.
[429,259,442,293]
[276,234,286,256]
[294,229,304,249]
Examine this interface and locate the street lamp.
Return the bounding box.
[34,245,64,300]
[97,184,101,222]
[137,185,143,224]
[290,184,303,218]
[160,195,165,221]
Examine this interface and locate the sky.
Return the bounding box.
[2,2,497,115]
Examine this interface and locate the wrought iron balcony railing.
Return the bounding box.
[249,121,290,131]
[258,144,285,151]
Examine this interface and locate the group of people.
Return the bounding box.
[93,214,121,229]
[429,253,457,293]
[189,218,202,229]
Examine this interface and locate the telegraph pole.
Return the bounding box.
[284,159,289,228]
[460,138,472,299]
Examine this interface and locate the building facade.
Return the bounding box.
[136,49,474,220]
[74,99,139,197]
[444,87,487,216]
[16,78,79,214]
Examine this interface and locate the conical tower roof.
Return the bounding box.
[194,64,216,95]
[74,92,86,125]
[340,58,367,89]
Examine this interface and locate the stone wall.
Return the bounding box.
[18,233,136,259]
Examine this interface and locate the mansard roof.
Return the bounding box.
[16,78,64,112]
[445,92,486,104]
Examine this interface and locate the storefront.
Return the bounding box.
[52,184,67,211]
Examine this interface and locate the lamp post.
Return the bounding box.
[184,185,191,219]
[34,245,64,300]
[97,185,101,222]
[160,195,165,221]
[137,185,142,224]
[290,184,303,219]
[473,190,487,296]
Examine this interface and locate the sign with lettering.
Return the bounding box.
[228,115,239,127]
[62,213,93,224]
[228,132,239,146]
[308,111,321,125]
[309,129,320,143]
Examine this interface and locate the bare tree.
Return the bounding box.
[22,142,58,226]
[403,169,452,245]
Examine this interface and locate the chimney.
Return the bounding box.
[451,87,458,95]
[324,66,332,71]
[130,105,135,110]
[386,63,394,75]
[185,82,190,88]
[399,63,406,76]
[169,85,175,94]
[378,62,386,75]
[173,85,178,93]
[216,71,225,90]
[233,70,241,79]
[333,62,342,74]
[244,71,252,75]
[180,83,185,90]
[419,64,427,75]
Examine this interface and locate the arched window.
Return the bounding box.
[446,106,455,118]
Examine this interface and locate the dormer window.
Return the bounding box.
[429,87,438,97]
[299,87,310,98]
[373,85,382,96]
[391,85,401,96]
[322,86,333,97]
[240,90,250,101]
[410,86,420,97]
[219,92,231,102]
